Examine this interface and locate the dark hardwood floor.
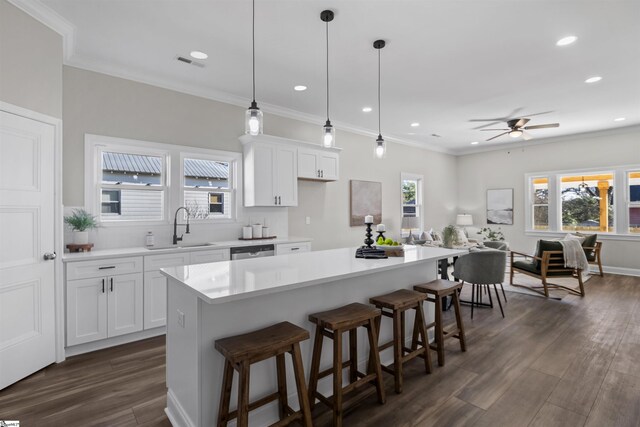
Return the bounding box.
[1,273,639,426]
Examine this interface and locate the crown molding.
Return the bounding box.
[454,124,640,156]
[65,55,455,155]
[6,0,76,61]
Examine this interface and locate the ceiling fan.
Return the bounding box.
[481,118,559,141]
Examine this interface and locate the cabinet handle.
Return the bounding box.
[102,278,105,293]
[278,196,281,205]
[291,247,300,251]
[317,169,320,177]
[321,170,324,178]
[110,277,114,292]
[275,196,278,205]
[99,266,116,270]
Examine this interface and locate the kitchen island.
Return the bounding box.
[161,245,466,427]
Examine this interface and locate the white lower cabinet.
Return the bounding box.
[276,242,312,255]
[66,272,143,346]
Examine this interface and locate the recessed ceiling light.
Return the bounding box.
[293,85,307,91]
[407,132,416,135]
[471,141,479,145]
[189,51,208,60]
[362,107,372,112]
[410,122,420,127]
[556,36,577,46]
[585,76,602,84]
[614,117,626,122]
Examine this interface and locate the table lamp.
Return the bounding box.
[456,214,473,227]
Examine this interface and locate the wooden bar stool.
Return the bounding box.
[369,289,432,394]
[215,321,312,427]
[414,280,466,367]
[307,303,386,427]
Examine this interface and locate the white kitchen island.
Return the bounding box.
[161,245,466,427]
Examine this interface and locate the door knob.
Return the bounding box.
[43,252,57,261]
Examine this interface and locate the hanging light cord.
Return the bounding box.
[377,48,381,136]
[252,0,256,103]
[326,19,330,121]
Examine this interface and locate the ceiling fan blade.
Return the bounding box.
[513,118,530,128]
[486,132,509,142]
[480,128,510,131]
[472,121,501,130]
[518,111,554,119]
[524,123,560,130]
[522,131,533,141]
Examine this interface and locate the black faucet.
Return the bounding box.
[173,207,191,245]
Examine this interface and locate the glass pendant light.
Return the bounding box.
[321,10,335,148]
[373,40,386,159]
[245,0,263,135]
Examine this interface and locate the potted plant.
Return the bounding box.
[442,225,461,249]
[64,209,98,244]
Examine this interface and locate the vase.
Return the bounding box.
[73,231,89,244]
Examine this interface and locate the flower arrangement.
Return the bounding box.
[477,227,505,242]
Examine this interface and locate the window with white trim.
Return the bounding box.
[182,157,233,220]
[401,174,422,218]
[628,170,640,233]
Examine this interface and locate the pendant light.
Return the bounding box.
[320,10,335,148]
[373,39,386,159]
[245,0,263,135]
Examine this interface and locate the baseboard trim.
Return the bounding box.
[166,388,195,427]
[65,327,165,357]
[594,265,640,277]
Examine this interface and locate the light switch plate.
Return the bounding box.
[305,216,311,225]
[177,309,185,328]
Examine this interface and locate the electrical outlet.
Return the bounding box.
[177,309,185,328]
[305,216,311,225]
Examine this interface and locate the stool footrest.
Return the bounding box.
[318,359,352,379]
[227,391,280,420]
[269,412,303,427]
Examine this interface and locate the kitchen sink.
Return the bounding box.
[146,243,217,250]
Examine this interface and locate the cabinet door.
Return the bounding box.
[190,249,230,265]
[66,277,107,346]
[297,148,319,179]
[319,152,339,181]
[276,242,312,255]
[275,145,298,206]
[251,143,276,206]
[143,270,167,329]
[107,273,144,338]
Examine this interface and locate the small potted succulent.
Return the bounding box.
[64,209,98,244]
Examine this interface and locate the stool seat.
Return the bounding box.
[369,289,426,310]
[414,279,462,296]
[309,302,380,330]
[215,321,309,364]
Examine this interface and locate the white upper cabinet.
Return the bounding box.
[241,135,341,207]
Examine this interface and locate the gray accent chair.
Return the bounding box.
[482,241,509,251]
[453,250,507,318]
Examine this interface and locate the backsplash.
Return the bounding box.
[63,206,288,251]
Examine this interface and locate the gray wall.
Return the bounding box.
[0,0,62,118]
[457,129,640,270]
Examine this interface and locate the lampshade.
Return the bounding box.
[456,214,473,226]
[401,216,420,230]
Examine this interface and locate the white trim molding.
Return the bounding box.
[593,266,640,277]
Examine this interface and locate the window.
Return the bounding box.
[531,177,549,230]
[86,135,240,225]
[401,174,422,218]
[629,171,640,233]
[99,150,166,222]
[525,165,639,237]
[183,157,233,220]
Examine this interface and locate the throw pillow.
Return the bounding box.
[420,231,433,242]
[456,228,469,244]
[576,232,597,249]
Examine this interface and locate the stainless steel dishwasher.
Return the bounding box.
[230,244,275,260]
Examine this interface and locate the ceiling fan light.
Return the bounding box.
[509,130,523,138]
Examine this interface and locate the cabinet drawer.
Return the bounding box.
[144,252,191,272]
[276,242,311,255]
[191,249,230,265]
[66,256,143,280]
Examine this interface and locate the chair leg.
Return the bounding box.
[291,343,313,427]
[486,284,494,308]
[392,310,403,394]
[452,290,466,351]
[237,361,250,427]
[349,329,358,384]
[415,301,432,373]
[510,265,515,285]
[217,359,234,427]
[434,295,445,366]
[542,277,549,297]
[577,270,585,297]
[332,329,343,427]
[500,283,507,302]
[493,284,505,318]
[471,283,475,320]
[367,318,386,404]
[597,256,604,277]
[276,353,288,420]
[307,326,323,411]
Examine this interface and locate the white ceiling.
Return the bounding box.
[36,0,640,153]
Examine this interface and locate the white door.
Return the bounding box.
[107,272,143,337]
[319,152,339,181]
[252,143,276,206]
[297,148,319,179]
[275,145,298,206]
[66,277,108,346]
[0,111,56,390]
[143,270,167,330]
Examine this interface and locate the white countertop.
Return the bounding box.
[161,245,467,304]
[62,236,312,262]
